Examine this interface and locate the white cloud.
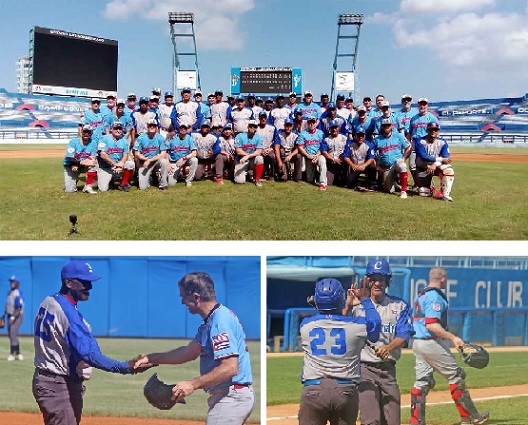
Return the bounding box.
[400,0,496,15]
[103,0,255,50]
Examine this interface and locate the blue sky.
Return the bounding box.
[1,0,528,104]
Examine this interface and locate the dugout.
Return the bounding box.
[0,256,261,340]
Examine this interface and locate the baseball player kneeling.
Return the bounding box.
[415,122,455,202]
[233,120,265,187]
[165,124,198,187]
[63,125,98,194]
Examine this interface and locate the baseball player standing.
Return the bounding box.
[269,94,291,131]
[63,125,98,194]
[256,111,280,179]
[5,275,24,361]
[131,97,160,144]
[211,89,230,128]
[170,87,204,133]
[343,259,414,425]
[410,267,490,425]
[32,260,148,425]
[134,272,255,425]
[299,277,381,425]
[320,120,348,187]
[81,99,106,143]
[212,124,236,184]
[342,126,377,191]
[396,94,418,138]
[415,122,455,201]
[158,91,175,136]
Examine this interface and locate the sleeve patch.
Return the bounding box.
[432,302,441,311]
[212,332,230,352]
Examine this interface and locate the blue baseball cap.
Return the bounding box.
[327,102,337,109]
[181,87,192,93]
[355,126,366,134]
[61,260,102,282]
[258,111,268,117]
[320,93,329,98]
[236,95,245,101]
[164,91,174,97]
[307,115,318,122]
[139,96,149,103]
[265,97,274,103]
[247,93,256,98]
[284,118,294,125]
[336,94,345,100]
[9,275,19,282]
[329,119,340,128]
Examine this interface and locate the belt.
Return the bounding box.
[303,378,355,386]
[415,336,437,340]
[362,361,396,371]
[36,368,64,379]
[233,383,251,390]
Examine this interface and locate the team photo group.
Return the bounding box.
[66,88,454,201]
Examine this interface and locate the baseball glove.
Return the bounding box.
[459,343,489,369]
[143,373,186,410]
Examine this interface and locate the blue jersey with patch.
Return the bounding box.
[409,112,439,140]
[133,133,166,159]
[412,287,449,339]
[63,137,98,166]
[293,102,322,120]
[373,113,404,136]
[349,116,375,140]
[296,129,325,156]
[194,304,252,392]
[82,109,106,141]
[34,293,131,378]
[165,134,196,162]
[234,132,264,155]
[97,135,129,164]
[372,131,410,167]
[396,107,419,135]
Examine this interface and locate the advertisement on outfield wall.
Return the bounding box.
[32,84,117,99]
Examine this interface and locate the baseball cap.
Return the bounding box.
[146,119,158,126]
[357,105,367,112]
[304,90,313,96]
[276,93,285,99]
[9,275,20,282]
[194,90,202,96]
[116,98,125,105]
[327,102,337,109]
[401,94,412,100]
[355,126,366,134]
[289,92,297,98]
[248,120,258,126]
[247,93,256,98]
[258,111,268,117]
[200,121,211,127]
[207,92,215,98]
[265,97,274,103]
[81,124,93,132]
[418,97,429,104]
[380,100,390,108]
[149,95,159,101]
[363,96,372,102]
[214,89,223,95]
[178,123,189,128]
[346,97,354,102]
[152,87,162,94]
[223,123,233,130]
[329,119,340,128]
[307,115,318,122]
[164,91,174,98]
[111,121,124,129]
[127,93,137,99]
[381,118,392,126]
[61,260,102,282]
[284,118,294,125]
[294,109,303,115]
[336,94,345,100]
[236,95,245,101]
[227,95,235,100]
[320,93,329,98]
[139,96,149,103]
[427,122,440,130]
[181,87,192,93]
[90,98,100,103]
[106,94,116,99]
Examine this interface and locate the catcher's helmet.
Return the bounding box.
[314,278,345,312]
[366,259,392,277]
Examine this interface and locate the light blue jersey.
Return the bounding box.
[82,109,105,141]
[165,134,196,162]
[133,133,166,159]
[234,132,264,155]
[412,287,449,339]
[63,137,97,167]
[372,131,410,168]
[396,107,419,135]
[194,304,252,392]
[293,102,322,120]
[97,135,129,165]
[409,112,439,141]
[296,129,325,156]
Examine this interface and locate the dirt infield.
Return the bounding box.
[267,383,528,424]
[0,412,203,425]
[0,149,527,163]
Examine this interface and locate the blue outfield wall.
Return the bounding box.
[0,256,261,340]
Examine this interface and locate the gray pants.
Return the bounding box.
[98,160,135,191]
[63,166,95,193]
[380,159,407,192]
[168,157,198,186]
[234,156,264,184]
[413,338,463,388]
[138,158,169,189]
[206,384,255,425]
[32,369,84,425]
[359,362,400,425]
[298,379,359,425]
[8,314,23,348]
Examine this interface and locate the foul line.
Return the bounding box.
[266,393,528,421]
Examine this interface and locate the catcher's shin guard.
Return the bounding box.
[410,387,426,425]
[442,175,454,198]
[450,382,481,421]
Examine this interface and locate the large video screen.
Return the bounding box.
[31,26,118,96]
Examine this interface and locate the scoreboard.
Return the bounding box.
[231,67,303,95]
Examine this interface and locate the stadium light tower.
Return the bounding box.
[168,12,201,94]
[330,13,364,102]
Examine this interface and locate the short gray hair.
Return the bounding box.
[178,272,216,301]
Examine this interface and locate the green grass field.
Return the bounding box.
[0,146,527,240]
[0,337,261,423]
[267,350,528,424]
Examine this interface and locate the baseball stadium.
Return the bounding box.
[1,15,527,241]
[266,256,528,425]
[0,256,261,425]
